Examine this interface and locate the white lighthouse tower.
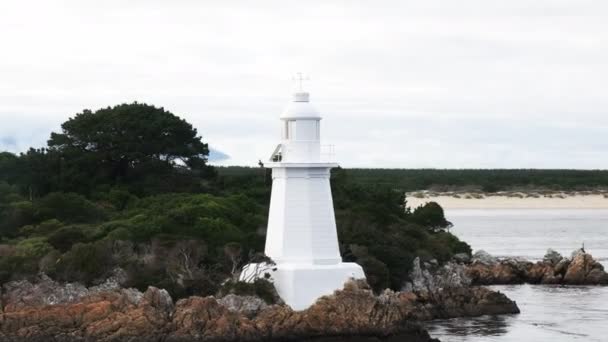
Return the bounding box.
[255,82,365,310]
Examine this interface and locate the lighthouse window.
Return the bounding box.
[285,120,296,139]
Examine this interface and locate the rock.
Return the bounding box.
[571,248,586,259]
[435,262,472,289]
[0,277,519,341]
[472,250,498,265]
[2,275,90,311]
[586,268,608,284]
[564,250,608,285]
[466,261,524,285]
[404,258,472,292]
[543,249,563,265]
[217,294,267,317]
[453,253,471,263]
[143,286,174,315]
[1,274,128,312]
[526,263,551,283]
[465,248,608,286]
[554,258,571,275]
[540,270,562,284]
[429,287,520,318]
[406,257,436,292]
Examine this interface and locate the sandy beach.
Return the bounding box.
[406,193,608,210]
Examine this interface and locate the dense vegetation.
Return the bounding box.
[347,168,608,192]
[219,167,608,193]
[0,103,468,300]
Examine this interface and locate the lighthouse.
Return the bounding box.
[246,84,365,310]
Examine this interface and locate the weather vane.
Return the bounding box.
[292,72,310,91]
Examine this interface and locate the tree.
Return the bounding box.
[410,202,453,232]
[0,152,19,184]
[47,103,211,193]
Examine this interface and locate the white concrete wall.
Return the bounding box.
[265,166,341,265]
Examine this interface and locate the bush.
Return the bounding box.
[410,202,453,232]
[53,241,114,284]
[15,237,53,258]
[0,256,38,283]
[356,255,390,293]
[1,201,36,236]
[47,225,89,252]
[36,192,106,223]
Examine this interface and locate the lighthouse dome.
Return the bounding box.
[280,92,322,120]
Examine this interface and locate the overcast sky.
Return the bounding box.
[1,0,607,168]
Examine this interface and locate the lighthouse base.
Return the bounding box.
[240,262,365,311]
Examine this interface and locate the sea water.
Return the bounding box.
[425,209,608,342]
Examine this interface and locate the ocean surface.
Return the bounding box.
[425,209,608,342]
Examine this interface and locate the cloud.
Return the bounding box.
[0,0,607,168]
[0,136,17,148]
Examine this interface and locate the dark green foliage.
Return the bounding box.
[0,102,474,299]
[36,192,106,223]
[38,103,211,196]
[340,168,608,192]
[0,255,39,283]
[333,173,469,292]
[47,226,89,252]
[347,245,390,291]
[0,153,19,184]
[53,241,114,284]
[410,202,453,232]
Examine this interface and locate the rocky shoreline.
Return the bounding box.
[467,248,608,285]
[2,248,600,341]
[405,248,608,292]
[0,276,519,341]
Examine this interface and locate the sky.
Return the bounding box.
[0,0,607,169]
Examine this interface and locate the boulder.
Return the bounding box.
[465,248,608,286]
[472,250,498,265]
[1,274,132,313]
[554,258,571,275]
[466,262,524,285]
[217,294,267,317]
[543,249,563,265]
[3,275,91,311]
[564,250,608,285]
[587,268,608,284]
[404,258,471,292]
[453,253,471,264]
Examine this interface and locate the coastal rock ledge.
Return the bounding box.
[466,248,608,285]
[0,278,519,342]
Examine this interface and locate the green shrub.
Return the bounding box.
[107,189,138,211]
[1,201,36,236]
[0,255,38,283]
[53,241,114,284]
[36,192,106,223]
[47,226,89,252]
[356,255,390,293]
[106,227,133,241]
[410,202,453,232]
[15,237,53,258]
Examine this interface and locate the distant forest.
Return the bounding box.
[220,167,608,193]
